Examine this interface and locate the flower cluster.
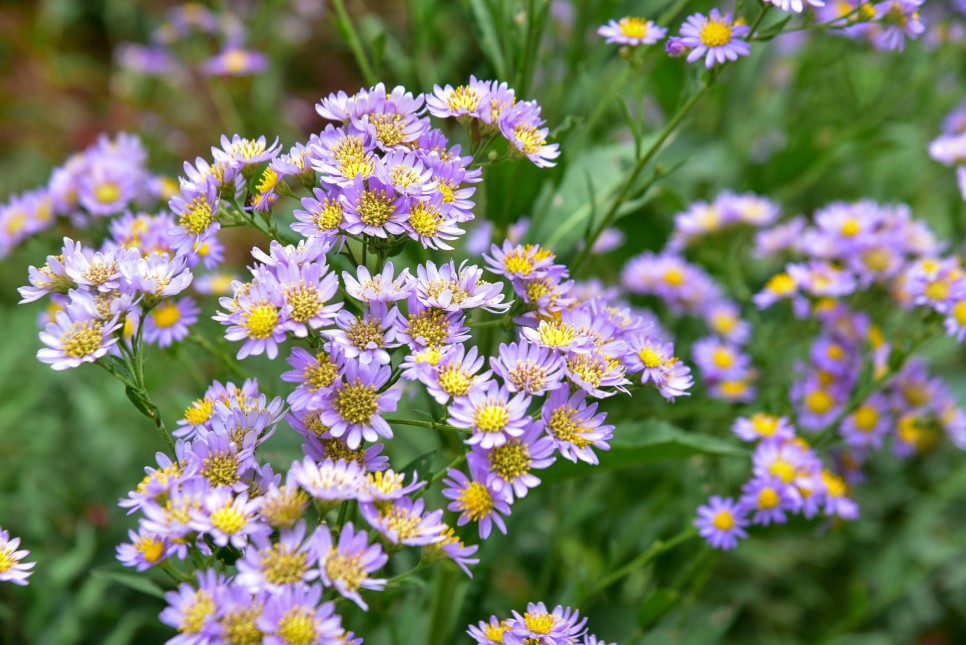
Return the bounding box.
[116,3,269,78]
[19,235,195,368]
[0,528,35,586]
[929,96,966,201]
[469,601,612,645]
[0,133,172,258]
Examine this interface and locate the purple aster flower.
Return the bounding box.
[943,300,966,342]
[140,477,209,547]
[340,176,409,238]
[739,477,802,526]
[309,124,378,187]
[289,457,365,503]
[374,149,437,197]
[498,100,560,167]
[520,319,592,354]
[0,528,35,585]
[541,387,614,465]
[215,279,287,360]
[120,443,193,513]
[201,47,268,76]
[292,187,345,239]
[415,260,511,313]
[403,192,465,250]
[821,469,859,519]
[752,270,800,309]
[752,438,820,487]
[186,429,258,492]
[357,468,426,505]
[19,241,76,303]
[840,393,892,449]
[37,290,121,370]
[732,413,796,442]
[598,17,668,45]
[78,161,140,217]
[116,527,171,571]
[678,10,751,68]
[212,134,282,171]
[190,488,269,549]
[342,262,413,304]
[703,300,752,344]
[870,0,925,51]
[424,523,480,577]
[421,344,491,404]
[282,346,344,412]
[625,336,694,400]
[274,259,342,337]
[353,83,427,150]
[256,584,344,645]
[490,340,565,395]
[236,521,320,593]
[431,159,479,222]
[692,336,752,381]
[563,348,631,398]
[442,464,511,539]
[360,496,445,546]
[426,76,490,120]
[159,570,225,644]
[143,297,199,347]
[505,602,588,645]
[468,616,509,644]
[792,375,846,431]
[469,421,556,502]
[319,360,401,448]
[398,295,471,348]
[301,435,390,473]
[169,181,221,257]
[666,36,688,56]
[315,521,388,609]
[325,303,402,365]
[449,381,531,449]
[695,496,749,550]
[209,583,269,644]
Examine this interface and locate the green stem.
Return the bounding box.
[385,418,471,434]
[331,0,377,86]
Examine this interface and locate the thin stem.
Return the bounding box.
[385,418,471,434]
[331,0,377,86]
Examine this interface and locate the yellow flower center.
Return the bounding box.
[277,607,318,645]
[372,113,407,147]
[324,550,366,590]
[619,16,649,39]
[663,268,685,286]
[638,347,663,368]
[179,196,215,236]
[924,280,950,301]
[357,189,395,227]
[711,347,735,369]
[758,487,780,509]
[821,470,847,498]
[766,272,796,295]
[700,19,732,47]
[202,452,240,488]
[311,197,343,231]
[483,622,507,641]
[458,482,494,521]
[750,413,779,436]
[524,612,557,635]
[712,312,737,334]
[179,590,216,634]
[305,353,339,391]
[184,398,214,425]
[406,309,451,346]
[853,405,879,431]
[537,321,578,347]
[222,605,264,645]
[862,248,892,271]
[840,218,860,237]
[438,364,473,397]
[711,510,734,530]
[769,459,796,484]
[94,181,122,204]
[152,302,181,329]
[805,390,834,414]
[135,535,166,563]
[475,404,510,433]
[409,201,444,238]
[446,85,482,113]
[954,301,966,325]
[826,343,844,361]
[490,439,531,482]
[335,380,380,425]
[210,506,247,535]
[512,124,547,155]
[243,303,278,339]
[503,253,535,276]
[61,321,104,358]
[261,545,309,585]
[223,49,250,74]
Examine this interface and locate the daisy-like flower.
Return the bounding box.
[325,304,401,366]
[256,584,345,645]
[483,241,553,281]
[360,496,446,546]
[739,477,802,526]
[143,297,199,347]
[289,457,365,503]
[318,360,401,448]
[678,10,751,68]
[821,469,859,519]
[703,300,752,345]
[159,570,225,644]
[498,101,560,168]
[422,523,480,577]
[426,76,490,120]
[19,243,76,303]
[398,296,471,348]
[212,134,282,171]
[469,421,556,502]
[169,182,220,256]
[186,425,258,492]
[216,279,287,359]
[357,468,426,505]
[190,488,269,549]
[692,336,752,381]
[275,260,343,338]
[732,413,796,442]
[259,478,311,530]
[520,319,591,354]
[315,521,388,610]
[282,346,344,412]
[38,291,121,370]
[839,393,892,449]
[598,16,668,46]
[870,0,925,52]
[292,187,345,239]
[491,341,566,395]
[541,388,614,465]
[421,344,491,404]
[404,192,465,250]
[468,615,509,644]
[209,584,269,645]
[116,527,171,571]
[0,528,35,585]
[202,47,268,76]
[625,336,694,400]
[140,477,210,548]
[375,149,437,197]
[442,464,511,539]
[236,521,320,593]
[342,262,413,304]
[695,495,749,550]
[449,381,531,449]
[752,271,799,309]
[505,602,588,645]
[340,176,408,239]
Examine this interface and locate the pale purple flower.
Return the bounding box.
[325,304,402,366]
[678,10,751,68]
[257,584,344,645]
[191,489,268,549]
[37,291,121,370]
[739,477,802,526]
[236,521,320,593]
[442,464,511,539]
[0,529,35,585]
[598,17,668,45]
[491,341,566,395]
[342,262,413,304]
[315,521,388,609]
[360,496,445,546]
[541,388,614,465]
[695,496,749,550]
[469,421,556,502]
[159,570,225,644]
[449,381,531,449]
[289,457,365,502]
[143,297,199,347]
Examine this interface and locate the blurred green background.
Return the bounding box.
[2,0,966,643]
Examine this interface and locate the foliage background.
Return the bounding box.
[2,0,966,643]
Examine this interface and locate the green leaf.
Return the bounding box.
[90,568,167,600]
[463,0,506,79]
[638,589,681,630]
[541,420,748,483]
